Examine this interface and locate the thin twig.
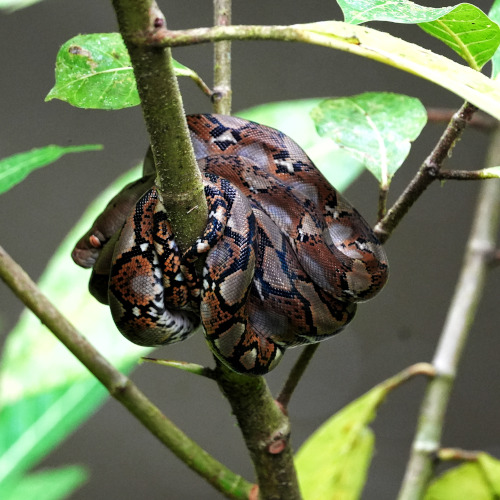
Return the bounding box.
[438,169,500,180]
[276,344,320,410]
[437,448,480,462]
[213,0,232,114]
[427,108,497,132]
[374,102,478,244]
[0,244,252,500]
[397,130,500,500]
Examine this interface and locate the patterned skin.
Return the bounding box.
[72,114,388,375]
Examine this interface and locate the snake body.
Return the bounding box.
[72,114,388,375]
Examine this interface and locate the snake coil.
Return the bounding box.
[72,114,388,375]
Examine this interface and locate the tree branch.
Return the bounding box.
[213,0,232,114]
[209,4,301,498]
[397,130,500,500]
[0,244,252,500]
[276,344,319,410]
[215,364,301,500]
[374,102,478,244]
[111,0,207,253]
[427,108,497,132]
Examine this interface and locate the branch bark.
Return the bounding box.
[215,364,301,500]
[397,129,500,500]
[111,0,207,253]
[0,244,252,500]
[374,102,478,243]
[209,4,301,498]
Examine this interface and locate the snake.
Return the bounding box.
[72,114,388,375]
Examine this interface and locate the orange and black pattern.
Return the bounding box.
[72,115,389,375]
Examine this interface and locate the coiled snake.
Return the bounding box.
[72,114,388,375]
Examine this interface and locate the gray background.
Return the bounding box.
[1,0,499,498]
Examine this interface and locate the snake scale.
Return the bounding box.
[72,114,388,375]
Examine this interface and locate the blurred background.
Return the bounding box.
[1,0,499,498]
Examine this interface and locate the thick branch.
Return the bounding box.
[215,364,301,500]
[111,0,207,253]
[210,4,301,498]
[0,245,252,500]
[397,131,500,500]
[374,102,478,243]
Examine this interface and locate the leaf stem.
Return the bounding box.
[374,102,478,244]
[397,130,500,500]
[0,244,252,500]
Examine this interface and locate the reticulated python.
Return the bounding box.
[72,114,388,375]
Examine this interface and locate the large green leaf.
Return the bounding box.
[424,453,500,499]
[45,33,204,110]
[338,1,500,70]
[237,100,365,192]
[310,93,427,187]
[0,145,102,195]
[295,367,420,500]
[296,21,500,120]
[0,167,151,488]
[419,4,500,70]
[338,0,455,25]
[2,466,87,500]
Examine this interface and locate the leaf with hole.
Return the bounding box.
[310,93,426,187]
[45,33,205,109]
[0,145,102,195]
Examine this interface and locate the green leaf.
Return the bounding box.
[2,466,87,500]
[310,93,426,187]
[297,21,500,121]
[489,0,500,78]
[295,367,420,500]
[0,0,44,12]
[0,167,151,487]
[479,453,500,495]
[338,0,455,25]
[45,33,204,110]
[237,100,365,192]
[0,145,102,195]
[424,453,500,500]
[479,166,500,178]
[419,4,500,70]
[338,1,500,70]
